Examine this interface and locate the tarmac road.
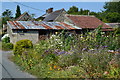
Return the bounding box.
[0,50,36,79]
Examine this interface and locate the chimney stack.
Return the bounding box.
[46,8,53,14]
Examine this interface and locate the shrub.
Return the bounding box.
[2,36,10,43]
[2,43,13,50]
[13,39,33,55]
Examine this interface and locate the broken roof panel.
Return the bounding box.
[7,21,82,30]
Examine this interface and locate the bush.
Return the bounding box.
[13,39,33,55]
[2,43,13,50]
[2,36,10,43]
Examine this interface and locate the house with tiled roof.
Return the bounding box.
[15,12,34,21]
[3,12,34,34]
[43,8,66,22]
[40,8,113,32]
[36,8,54,21]
[64,14,113,32]
[7,8,114,44]
[36,8,66,22]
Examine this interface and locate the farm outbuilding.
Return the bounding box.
[38,8,113,32]
[7,21,81,44]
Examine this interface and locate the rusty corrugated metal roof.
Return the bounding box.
[7,21,81,30]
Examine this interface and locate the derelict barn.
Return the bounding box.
[7,21,81,44]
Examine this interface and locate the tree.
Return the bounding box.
[2,9,13,25]
[15,5,21,19]
[1,9,13,35]
[103,1,120,22]
[2,9,12,17]
[81,9,90,15]
[105,12,120,23]
[67,6,79,14]
[79,8,83,14]
[67,7,97,16]
[104,1,120,13]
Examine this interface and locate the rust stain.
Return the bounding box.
[54,25,64,29]
[60,22,75,29]
[14,21,25,29]
[9,21,19,29]
[8,21,84,30]
[42,23,53,29]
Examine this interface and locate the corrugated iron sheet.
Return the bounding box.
[7,21,81,30]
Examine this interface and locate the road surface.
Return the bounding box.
[0,50,36,79]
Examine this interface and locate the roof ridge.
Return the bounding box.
[52,8,65,13]
[65,14,95,17]
[15,12,30,21]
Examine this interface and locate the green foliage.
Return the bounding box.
[95,25,103,45]
[101,1,120,23]
[2,43,13,50]
[114,27,120,34]
[67,2,120,23]
[2,9,13,27]
[2,37,10,43]
[13,39,33,55]
[58,53,80,68]
[106,65,120,78]
[78,52,114,78]
[1,36,13,50]
[104,1,120,14]
[11,29,120,78]
[42,53,58,64]
[67,6,78,14]
[2,17,10,24]
[2,9,12,17]
[67,6,97,16]
[105,12,120,22]
[15,5,21,19]
[1,9,13,28]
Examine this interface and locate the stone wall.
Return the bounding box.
[7,26,39,44]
